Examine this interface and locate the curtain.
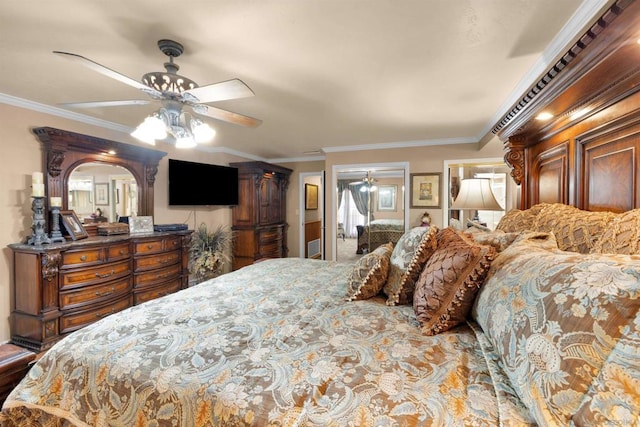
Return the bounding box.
[337,190,365,238]
[349,184,370,218]
[337,179,351,210]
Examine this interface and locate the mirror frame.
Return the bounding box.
[33,127,167,230]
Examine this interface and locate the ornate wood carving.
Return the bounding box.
[504,135,526,186]
[32,127,167,229]
[41,252,61,282]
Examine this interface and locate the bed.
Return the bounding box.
[356,219,405,254]
[4,2,640,425]
[1,257,534,426]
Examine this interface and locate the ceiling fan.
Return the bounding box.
[54,39,261,147]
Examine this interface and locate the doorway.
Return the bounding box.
[299,172,324,259]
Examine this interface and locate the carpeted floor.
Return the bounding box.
[336,237,362,263]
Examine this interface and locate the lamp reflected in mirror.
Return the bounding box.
[450,178,503,222]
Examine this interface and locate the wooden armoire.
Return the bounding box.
[231,161,292,270]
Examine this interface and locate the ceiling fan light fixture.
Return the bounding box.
[131,114,167,145]
[192,119,216,143]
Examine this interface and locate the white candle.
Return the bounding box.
[32,172,43,184]
[32,183,44,197]
[50,196,62,207]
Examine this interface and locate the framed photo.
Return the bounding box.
[377,184,397,211]
[410,173,442,208]
[60,210,89,240]
[95,183,109,206]
[305,183,318,210]
[129,216,154,234]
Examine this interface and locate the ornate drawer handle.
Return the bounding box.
[147,244,155,249]
[95,286,115,297]
[119,249,125,255]
[159,258,169,264]
[156,273,170,280]
[95,269,115,279]
[80,255,87,261]
[95,308,116,318]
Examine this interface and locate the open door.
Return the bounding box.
[300,172,324,259]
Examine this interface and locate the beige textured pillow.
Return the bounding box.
[345,243,393,301]
[383,226,438,305]
[591,208,640,254]
[469,230,520,252]
[495,209,536,233]
[413,228,495,335]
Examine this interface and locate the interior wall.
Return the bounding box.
[0,103,251,343]
[323,139,505,259]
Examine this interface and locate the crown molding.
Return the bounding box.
[322,137,476,153]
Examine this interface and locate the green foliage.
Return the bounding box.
[189,224,233,278]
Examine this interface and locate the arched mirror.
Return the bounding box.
[33,127,166,233]
[68,162,138,224]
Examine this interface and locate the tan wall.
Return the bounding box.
[0,103,250,343]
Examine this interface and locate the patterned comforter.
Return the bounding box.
[0,258,533,426]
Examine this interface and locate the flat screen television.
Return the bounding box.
[168,159,239,206]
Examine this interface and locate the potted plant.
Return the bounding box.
[189,224,233,282]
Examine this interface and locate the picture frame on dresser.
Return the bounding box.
[60,210,88,240]
[129,216,154,234]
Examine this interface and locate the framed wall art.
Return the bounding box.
[377,185,397,211]
[410,173,442,208]
[305,183,318,210]
[60,210,89,240]
[95,182,109,206]
[129,216,154,234]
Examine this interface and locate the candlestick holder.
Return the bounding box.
[49,206,66,243]
[27,196,51,245]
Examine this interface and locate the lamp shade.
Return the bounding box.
[450,178,503,211]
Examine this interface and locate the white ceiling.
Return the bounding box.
[0,1,610,161]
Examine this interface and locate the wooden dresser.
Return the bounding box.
[8,230,191,353]
[230,161,292,270]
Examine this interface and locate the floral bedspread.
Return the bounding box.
[1,258,533,426]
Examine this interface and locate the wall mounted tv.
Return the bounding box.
[168,159,239,206]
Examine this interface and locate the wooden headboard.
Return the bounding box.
[496,0,640,213]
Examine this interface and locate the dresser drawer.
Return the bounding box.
[59,276,132,310]
[107,243,131,261]
[259,241,282,258]
[134,278,182,305]
[62,247,103,268]
[59,294,132,334]
[60,259,131,290]
[134,250,181,272]
[134,236,182,255]
[134,263,182,289]
[259,228,282,243]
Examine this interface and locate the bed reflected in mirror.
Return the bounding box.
[336,167,406,262]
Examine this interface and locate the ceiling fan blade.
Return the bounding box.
[53,51,162,97]
[61,100,151,109]
[196,105,262,128]
[184,79,255,103]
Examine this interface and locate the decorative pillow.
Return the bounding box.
[495,208,537,233]
[468,230,520,253]
[473,232,640,426]
[345,243,393,301]
[383,226,438,305]
[532,203,617,253]
[591,208,640,254]
[413,228,496,335]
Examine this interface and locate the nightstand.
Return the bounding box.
[0,344,36,406]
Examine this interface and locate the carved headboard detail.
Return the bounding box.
[496,0,640,212]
